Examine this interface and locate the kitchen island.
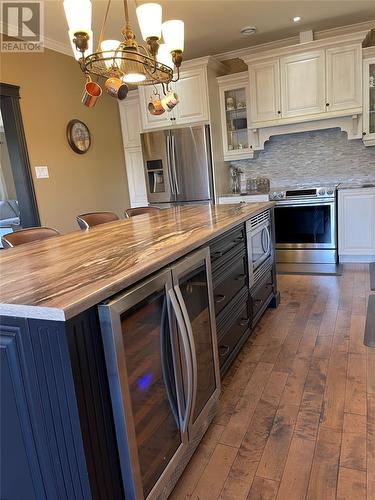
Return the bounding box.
[0,202,277,500]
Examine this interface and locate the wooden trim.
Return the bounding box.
[364,295,375,348]
[0,83,40,227]
[370,262,375,291]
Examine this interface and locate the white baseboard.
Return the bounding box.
[339,255,375,263]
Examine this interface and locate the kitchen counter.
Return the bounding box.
[0,202,274,321]
[338,181,375,189]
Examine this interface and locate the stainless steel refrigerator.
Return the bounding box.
[141,125,214,206]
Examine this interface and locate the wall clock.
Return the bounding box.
[67,119,91,154]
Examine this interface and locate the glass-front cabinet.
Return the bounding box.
[217,72,254,160]
[363,54,375,147]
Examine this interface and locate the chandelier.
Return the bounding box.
[64,0,184,106]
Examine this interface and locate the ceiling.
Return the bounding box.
[45,0,375,59]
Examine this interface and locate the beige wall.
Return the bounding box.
[1,48,130,233]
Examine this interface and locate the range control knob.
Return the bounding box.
[326,188,334,196]
[318,188,326,196]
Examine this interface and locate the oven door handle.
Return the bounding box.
[275,200,335,208]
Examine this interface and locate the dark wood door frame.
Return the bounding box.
[0,83,40,227]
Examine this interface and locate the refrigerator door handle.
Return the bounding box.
[171,134,179,195]
[174,285,198,429]
[160,297,180,427]
[168,288,194,433]
[166,133,175,195]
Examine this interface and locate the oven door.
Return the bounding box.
[275,200,336,249]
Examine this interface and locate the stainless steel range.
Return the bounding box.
[270,185,338,264]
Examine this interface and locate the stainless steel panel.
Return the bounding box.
[276,248,338,264]
[172,125,213,202]
[141,130,174,204]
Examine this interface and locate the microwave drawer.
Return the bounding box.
[212,252,247,316]
[217,299,250,368]
[210,225,246,271]
[251,270,274,319]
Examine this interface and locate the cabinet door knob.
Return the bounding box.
[277,110,281,115]
[214,294,226,303]
[326,103,330,107]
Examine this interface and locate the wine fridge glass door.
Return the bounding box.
[99,270,188,499]
[172,247,221,435]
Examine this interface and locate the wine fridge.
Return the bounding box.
[98,247,220,500]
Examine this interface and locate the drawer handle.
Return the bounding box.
[236,274,246,281]
[266,282,273,287]
[233,237,244,243]
[239,318,249,327]
[255,298,263,305]
[215,294,226,303]
[219,345,230,357]
[212,251,223,259]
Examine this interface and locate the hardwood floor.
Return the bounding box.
[170,263,374,500]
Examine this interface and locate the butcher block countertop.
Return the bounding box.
[0,202,274,321]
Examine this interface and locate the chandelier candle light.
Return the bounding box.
[63,0,185,109]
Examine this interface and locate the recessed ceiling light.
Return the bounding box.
[293,16,301,22]
[240,25,257,36]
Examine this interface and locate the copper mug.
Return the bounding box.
[161,91,179,111]
[148,98,165,116]
[105,77,129,100]
[82,80,102,108]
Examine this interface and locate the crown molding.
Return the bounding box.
[215,19,375,62]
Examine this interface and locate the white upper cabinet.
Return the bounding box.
[138,65,210,131]
[119,94,142,148]
[138,83,175,131]
[249,59,281,124]
[217,72,254,160]
[280,50,326,118]
[326,44,362,112]
[362,51,375,147]
[174,68,209,125]
[245,40,363,130]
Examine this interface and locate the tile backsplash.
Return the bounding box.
[231,128,375,188]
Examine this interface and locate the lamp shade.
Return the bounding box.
[136,3,162,41]
[157,43,173,68]
[101,39,121,69]
[162,20,184,52]
[69,29,93,60]
[64,0,92,35]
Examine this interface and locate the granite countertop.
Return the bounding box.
[337,181,375,189]
[0,202,274,321]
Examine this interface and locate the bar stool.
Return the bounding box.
[1,227,60,248]
[76,211,119,229]
[125,207,161,218]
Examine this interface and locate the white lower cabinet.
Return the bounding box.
[338,187,375,261]
[124,148,148,208]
